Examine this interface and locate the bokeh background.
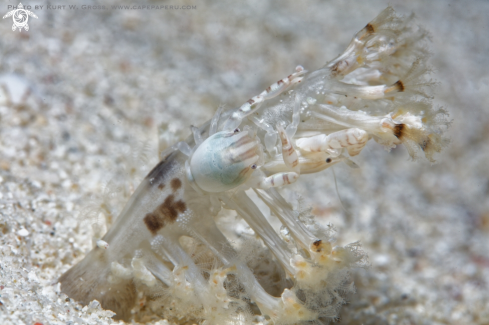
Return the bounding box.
[0,0,488,324]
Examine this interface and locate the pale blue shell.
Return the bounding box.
[189,130,260,193]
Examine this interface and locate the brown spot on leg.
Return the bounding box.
[158,183,165,190]
[170,178,182,192]
[145,151,177,185]
[312,240,322,252]
[144,212,164,235]
[384,80,404,94]
[283,173,290,184]
[157,194,187,224]
[145,195,187,235]
[174,200,187,213]
[393,80,404,92]
[158,195,178,222]
[393,123,405,139]
[365,23,375,34]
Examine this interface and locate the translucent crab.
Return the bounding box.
[59,7,449,324]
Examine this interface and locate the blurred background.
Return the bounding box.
[0,0,488,324]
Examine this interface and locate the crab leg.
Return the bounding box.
[223,65,307,130]
[296,128,369,157]
[255,124,300,189]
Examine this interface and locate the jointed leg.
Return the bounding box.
[209,104,224,136]
[296,128,368,157]
[223,66,307,130]
[256,124,300,189]
[276,124,300,173]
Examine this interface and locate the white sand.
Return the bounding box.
[1,1,488,324]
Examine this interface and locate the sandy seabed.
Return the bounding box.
[0,0,488,324]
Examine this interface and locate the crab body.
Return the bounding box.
[188,130,261,193]
[59,7,449,324]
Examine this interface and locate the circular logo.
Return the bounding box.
[13,9,28,28]
[3,3,38,32]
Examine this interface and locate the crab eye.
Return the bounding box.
[325,158,332,163]
[251,164,257,169]
[234,128,240,133]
